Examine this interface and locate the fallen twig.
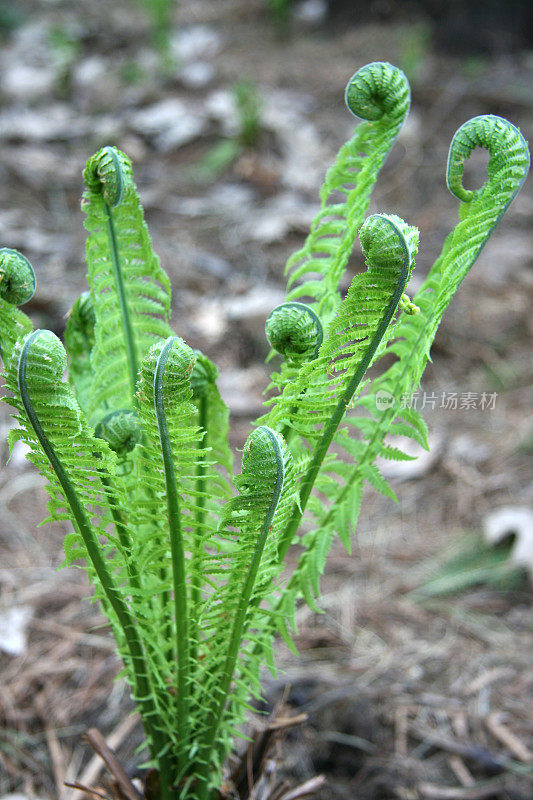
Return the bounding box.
[81,728,143,800]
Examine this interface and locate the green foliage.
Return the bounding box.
[234,79,263,148]
[0,61,529,800]
[193,139,241,183]
[413,532,525,599]
[134,0,177,54]
[82,146,173,423]
[266,0,293,35]
[193,79,263,183]
[48,25,81,99]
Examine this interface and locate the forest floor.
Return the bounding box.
[0,2,532,799]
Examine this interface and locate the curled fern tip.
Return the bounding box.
[359,213,418,275]
[446,114,530,203]
[345,61,410,122]
[0,248,36,306]
[140,336,196,405]
[83,146,133,207]
[18,329,66,389]
[266,302,323,362]
[190,349,218,399]
[95,409,142,455]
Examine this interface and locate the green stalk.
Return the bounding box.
[153,338,190,763]
[277,227,410,563]
[196,427,284,799]
[17,331,172,799]
[190,393,208,663]
[104,202,139,404]
[98,469,140,592]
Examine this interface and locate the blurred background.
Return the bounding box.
[0,1,532,798]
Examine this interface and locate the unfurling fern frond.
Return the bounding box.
[133,336,205,764]
[83,146,173,423]
[266,302,323,363]
[348,114,531,495]
[192,426,296,795]
[95,408,143,458]
[285,61,410,324]
[2,329,165,759]
[0,248,35,366]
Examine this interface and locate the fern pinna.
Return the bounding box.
[0,62,529,800]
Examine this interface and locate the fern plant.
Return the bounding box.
[1,62,529,800]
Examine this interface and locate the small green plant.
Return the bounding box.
[0,63,529,799]
[234,79,263,148]
[134,0,177,56]
[194,79,263,183]
[48,25,81,99]
[266,0,293,34]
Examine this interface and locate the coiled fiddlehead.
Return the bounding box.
[425,114,530,329]
[345,61,410,121]
[266,302,323,363]
[446,114,529,203]
[95,409,142,456]
[285,62,410,324]
[84,145,133,207]
[265,302,324,441]
[0,248,36,306]
[0,248,36,366]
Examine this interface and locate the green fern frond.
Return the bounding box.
[191,427,296,795]
[346,114,531,496]
[83,146,173,422]
[285,62,410,324]
[134,337,207,762]
[256,214,419,636]
[2,329,166,760]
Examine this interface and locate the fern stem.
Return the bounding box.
[196,427,285,797]
[153,338,190,763]
[190,393,208,662]
[277,225,410,563]
[98,469,140,591]
[17,331,170,790]
[104,202,140,403]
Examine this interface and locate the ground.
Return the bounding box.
[0,1,532,799]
